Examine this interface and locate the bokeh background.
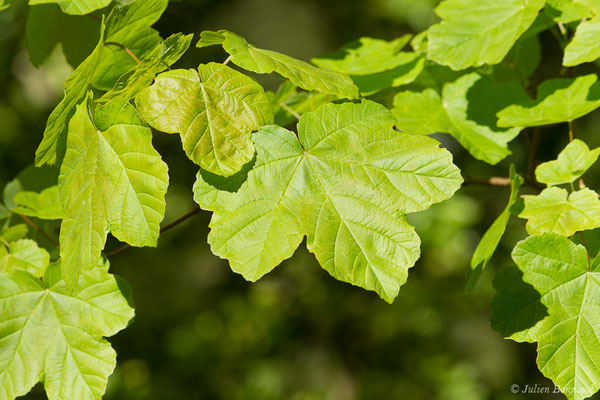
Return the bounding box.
[2,0,600,399]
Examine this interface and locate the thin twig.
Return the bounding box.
[105,41,141,63]
[279,102,301,120]
[106,205,201,258]
[223,55,232,65]
[17,214,60,249]
[463,176,543,190]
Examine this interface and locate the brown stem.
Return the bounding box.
[463,176,543,190]
[106,205,201,258]
[17,214,60,249]
[104,41,141,63]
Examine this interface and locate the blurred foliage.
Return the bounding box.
[2,0,599,399]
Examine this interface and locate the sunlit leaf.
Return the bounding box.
[0,239,50,277]
[536,139,600,186]
[28,0,111,15]
[564,16,600,66]
[13,185,64,220]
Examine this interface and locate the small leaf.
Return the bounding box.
[196,30,359,99]
[28,0,111,15]
[59,96,169,287]
[519,187,600,236]
[545,0,593,23]
[564,16,600,66]
[13,185,64,220]
[498,74,600,127]
[0,267,134,400]
[0,239,50,277]
[194,101,462,302]
[99,33,192,102]
[536,139,600,186]
[35,23,105,166]
[426,0,545,70]
[135,63,273,176]
[466,165,523,291]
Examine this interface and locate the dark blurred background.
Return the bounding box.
[2,0,600,399]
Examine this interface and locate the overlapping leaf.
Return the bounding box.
[13,185,63,220]
[466,166,523,291]
[426,0,545,70]
[267,82,333,127]
[545,0,592,23]
[498,74,600,127]
[492,234,600,400]
[0,239,49,277]
[28,0,111,15]
[311,36,425,94]
[99,33,192,102]
[392,73,529,164]
[519,187,600,236]
[564,16,600,66]
[0,266,134,400]
[35,23,105,166]
[574,0,600,13]
[135,63,273,176]
[59,96,169,287]
[536,139,600,186]
[196,30,359,99]
[193,101,462,302]
[92,0,167,91]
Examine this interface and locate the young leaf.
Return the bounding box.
[26,4,99,68]
[59,96,169,287]
[92,0,167,91]
[28,0,111,15]
[135,63,274,177]
[426,0,545,70]
[99,33,192,102]
[0,239,50,277]
[466,166,523,291]
[393,73,529,164]
[35,23,105,166]
[0,267,134,400]
[498,74,600,127]
[193,101,462,303]
[519,187,600,236]
[503,234,600,400]
[564,16,600,66]
[545,0,593,23]
[536,139,600,186]
[196,30,359,99]
[13,185,64,220]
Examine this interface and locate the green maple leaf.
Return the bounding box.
[28,0,111,15]
[0,264,134,400]
[196,30,359,99]
[135,63,274,177]
[519,187,600,236]
[59,96,169,287]
[393,73,529,164]
[498,74,600,127]
[536,139,600,186]
[99,32,192,102]
[193,100,462,302]
[13,185,64,220]
[35,22,105,166]
[564,16,600,66]
[426,0,545,70]
[493,234,600,400]
[92,0,167,91]
[0,239,50,277]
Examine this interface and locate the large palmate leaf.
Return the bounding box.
[0,239,50,277]
[135,63,273,177]
[196,30,359,99]
[28,0,111,15]
[311,36,425,94]
[466,166,523,291]
[26,4,99,68]
[92,0,167,91]
[392,73,529,164]
[498,74,600,127]
[59,96,169,287]
[564,16,600,66]
[99,33,192,102]
[35,24,105,166]
[493,234,600,400]
[426,0,545,70]
[193,101,462,302]
[536,139,600,186]
[519,187,600,236]
[0,266,134,400]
